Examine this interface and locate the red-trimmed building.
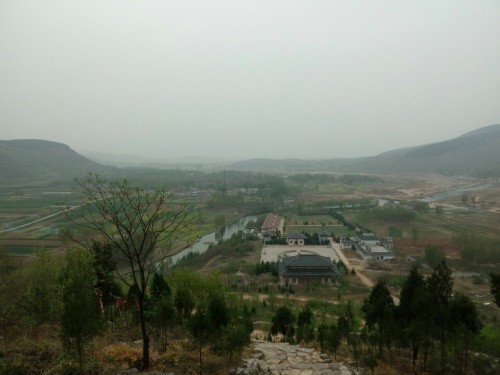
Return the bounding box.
[286,232,305,246]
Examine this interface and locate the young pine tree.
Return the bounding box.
[61,248,103,374]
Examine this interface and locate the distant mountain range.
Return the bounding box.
[228,124,500,177]
[1,124,500,183]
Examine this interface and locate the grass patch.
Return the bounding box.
[388,226,403,238]
[288,215,337,224]
[378,274,407,288]
[286,225,350,236]
[3,245,39,254]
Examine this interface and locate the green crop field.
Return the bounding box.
[287,214,340,225]
[284,214,351,236]
[0,186,78,254]
[285,225,350,236]
[2,244,58,254]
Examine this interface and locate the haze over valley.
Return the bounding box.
[2,123,500,182]
[2,1,500,161]
[2,2,500,374]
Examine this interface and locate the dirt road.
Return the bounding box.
[331,240,399,304]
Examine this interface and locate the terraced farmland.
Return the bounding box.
[0,185,79,254]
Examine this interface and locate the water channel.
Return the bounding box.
[166,214,259,266]
[418,182,492,202]
[163,181,492,267]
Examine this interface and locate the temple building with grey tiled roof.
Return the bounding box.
[278,253,341,286]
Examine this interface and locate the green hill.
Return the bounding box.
[361,124,500,176]
[3,124,500,182]
[0,139,111,183]
[229,124,500,177]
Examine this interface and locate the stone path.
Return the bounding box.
[234,341,356,375]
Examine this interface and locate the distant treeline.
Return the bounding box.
[287,173,383,184]
[118,169,288,192]
[330,211,356,231]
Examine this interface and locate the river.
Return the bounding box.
[418,182,492,202]
[165,214,259,266]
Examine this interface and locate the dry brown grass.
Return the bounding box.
[90,334,248,374]
[94,342,144,368]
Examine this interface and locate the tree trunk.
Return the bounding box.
[440,329,446,375]
[412,337,419,369]
[389,342,392,369]
[199,337,203,375]
[142,333,150,370]
[77,338,84,375]
[378,331,383,358]
[464,338,469,375]
[422,340,430,372]
[139,298,150,370]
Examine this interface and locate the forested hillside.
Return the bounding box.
[0,139,110,181]
[3,125,500,182]
[229,124,500,177]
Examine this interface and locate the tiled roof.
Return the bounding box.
[279,254,341,277]
[261,213,281,231]
[287,232,305,239]
[284,253,334,267]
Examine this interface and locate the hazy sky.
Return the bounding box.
[1,1,499,161]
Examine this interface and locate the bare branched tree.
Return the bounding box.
[64,174,192,370]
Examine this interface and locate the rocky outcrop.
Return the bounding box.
[234,341,356,375]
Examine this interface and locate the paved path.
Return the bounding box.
[329,239,349,266]
[261,245,338,263]
[235,341,356,375]
[0,205,81,233]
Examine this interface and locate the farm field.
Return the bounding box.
[284,225,350,237]
[285,214,339,225]
[1,171,500,374]
[0,184,81,254]
[283,214,350,236]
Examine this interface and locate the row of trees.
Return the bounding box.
[0,249,252,374]
[363,261,482,374]
[0,174,255,373]
[0,248,102,373]
[269,302,357,359]
[267,261,486,375]
[264,231,333,246]
[152,270,253,374]
[112,169,288,194]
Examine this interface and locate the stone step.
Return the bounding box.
[234,341,358,375]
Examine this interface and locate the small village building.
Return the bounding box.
[353,242,395,261]
[347,233,395,261]
[278,253,341,286]
[287,232,305,246]
[380,237,394,249]
[339,237,355,250]
[354,233,380,246]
